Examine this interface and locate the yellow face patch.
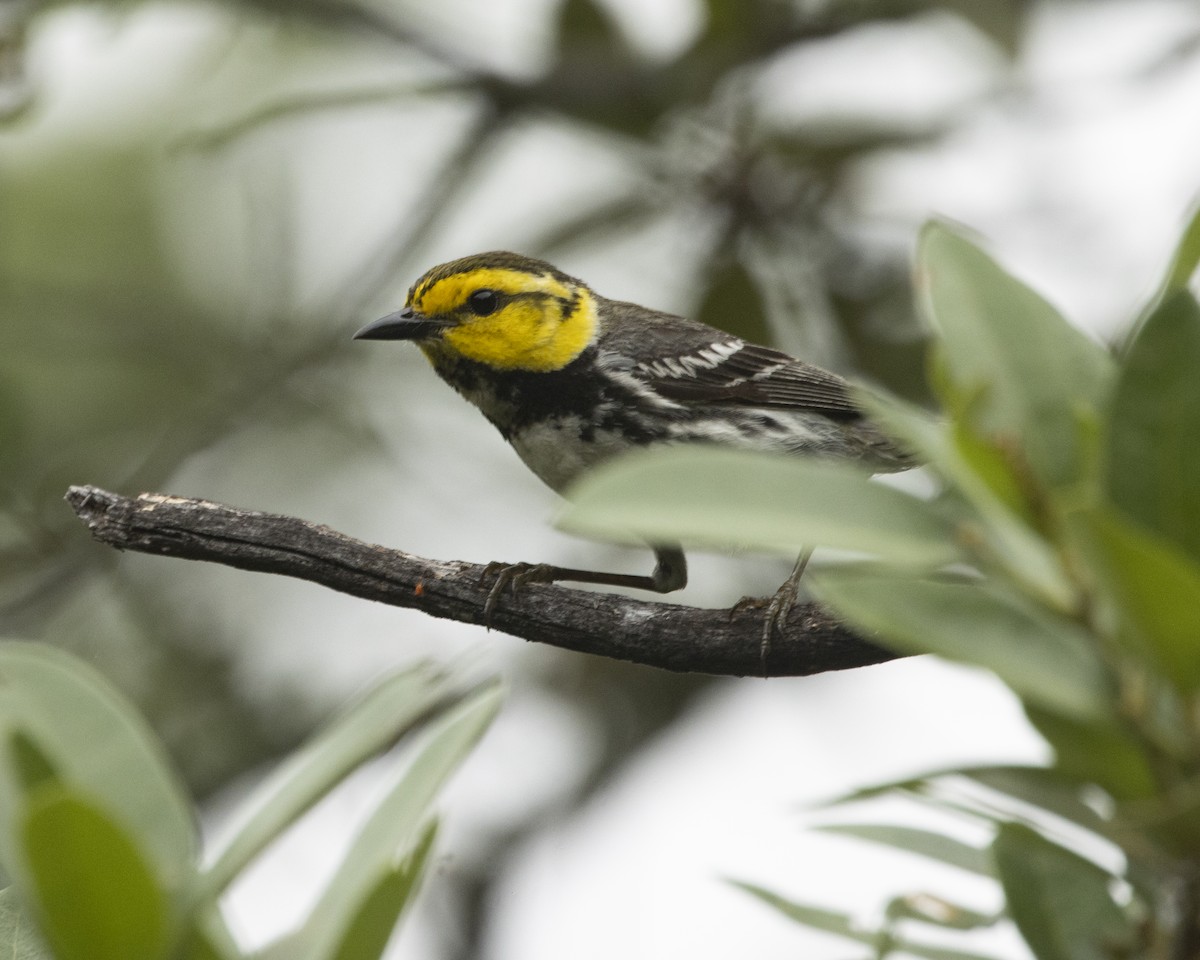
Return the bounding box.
[410,267,597,372]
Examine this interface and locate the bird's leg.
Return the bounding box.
[758,547,813,667]
[482,545,687,623]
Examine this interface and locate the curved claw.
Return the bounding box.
[758,548,813,670]
[729,594,767,619]
[760,582,799,651]
[481,561,558,624]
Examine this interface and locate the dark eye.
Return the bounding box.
[467,289,500,316]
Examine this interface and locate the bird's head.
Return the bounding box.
[354,251,598,372]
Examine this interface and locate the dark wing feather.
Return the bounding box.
[649,343,860,415]
[597,296,864,419]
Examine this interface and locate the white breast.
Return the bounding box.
[508,417,634,493]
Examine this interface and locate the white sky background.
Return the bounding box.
[17,0,1200,957]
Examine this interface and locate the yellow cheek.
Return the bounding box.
[441,295,596,372]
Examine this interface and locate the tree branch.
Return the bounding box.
[64,485,900,678]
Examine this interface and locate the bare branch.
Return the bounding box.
[64,485,900,678]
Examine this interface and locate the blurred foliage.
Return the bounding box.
[2,0,1188,957]
[0,644,501,960]
[0,0,1037,790]
[566,213,1200,957]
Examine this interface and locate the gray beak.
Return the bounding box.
[353,307,454,341]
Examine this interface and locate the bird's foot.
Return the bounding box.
[481,561,558,624]
[758,578,801,663]
[731,550,813,673]
[728,585,798,672]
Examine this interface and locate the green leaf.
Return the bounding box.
[328,821,437,960]
[854,393,1074,611]
[917,220,1113,492]
[20,784,171,960]
[555,0,624,51]
[958,767,1110,837]
[884,893,1001,931]
[1117,780,1200,859]
[992,823,1133,960]
[1079,508,1200,694]
[200,663,458,899]
[5,733,58,795]
[938,0,1029,58]
[178,908,241,960]
[1106,290,1200,564]
[1024,705,1157,802]
[812,570,1112,723]
[561,447,964,568]
[731,882,863,940]
[1160,203,1200,298]
[0,886,52,960]
[815,823,992,877]
[826,765,1112,840]
[0,644,195,901]
[177,929,235,960]
[731,882,1002,960]
[294,681,502,960]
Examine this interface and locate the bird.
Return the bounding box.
[354,251,915,643]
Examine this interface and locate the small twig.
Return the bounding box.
[64,485,899,678]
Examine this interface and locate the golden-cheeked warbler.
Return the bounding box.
[354,251,914,637]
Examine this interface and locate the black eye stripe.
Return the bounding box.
[460,288,578,319]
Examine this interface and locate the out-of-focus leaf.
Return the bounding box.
[824,765,1105,835]
[732,882,1002,960]
[1025,705,1157,802]
[328,821,437,960]
[178,924,237,960]
[0,643,195,900]
[731,882,863,940]
[950,420,1034,524]
[816,823,992,877]
[856,393,1075,611]
[992,823,1133,960]
[0,886,50,960]
[293,681,502,960]
[812,570,1112,723]
[1119,204,1200,357]
[20,784,171,960]
[885,893,1000,931]
[180,934,228,960]
[696,257,772,345]
[0,376,25,467]
[200,663,456,899]
[1079,508,1200,695]
[1106,291,1200,563]
[1119,780,1200,860]
[6,731,57,794]
[556,0,623,49]
[561,447,964,568]
[178,906,242,960]
[938,0,1030,58]
[958,767,1110,837]
[1161,204,1200,299]
[917,220,1114,493]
